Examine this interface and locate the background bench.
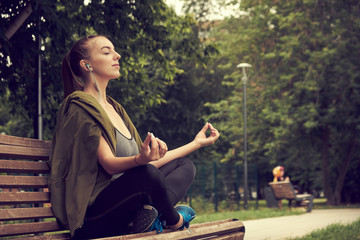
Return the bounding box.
[0,134,245,239]
[269,181,314,212]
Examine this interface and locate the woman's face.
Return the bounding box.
[87,36,121,80]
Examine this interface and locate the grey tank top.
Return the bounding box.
[112,128,139,180]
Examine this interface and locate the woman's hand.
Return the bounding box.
[194,122,220,148]
[137,132,168,164]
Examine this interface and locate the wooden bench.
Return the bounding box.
[0,134,245,239]
[269,181,314,212]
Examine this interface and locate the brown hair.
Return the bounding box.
[61,35,109,98]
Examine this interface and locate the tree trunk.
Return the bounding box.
[333,133,357,205]
[321,125,335,205]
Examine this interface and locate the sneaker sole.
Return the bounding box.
[128,205,158,233]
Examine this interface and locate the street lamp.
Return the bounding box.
[236,63,252,210]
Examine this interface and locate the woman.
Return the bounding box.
[48,35,220,239]
[272,166,290,182]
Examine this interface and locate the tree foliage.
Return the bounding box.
[0,0,214,140]
[1,0,359,205]
[203,0,360,204]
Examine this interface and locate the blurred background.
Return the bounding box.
[1,0,359,209]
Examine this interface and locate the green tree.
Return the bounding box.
[203,0,360,204]
[0,0,214,140]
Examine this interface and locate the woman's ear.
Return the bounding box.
[80,60,92,72]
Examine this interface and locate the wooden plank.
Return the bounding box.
[209,232,245,240]
[0,175,48,188]
[19,233,71,240]
[0,192,50,205]
[102,219,245,240]
[0,135,51,149]
[0,207,54,221]
[269,182,296,199]
[296,193,312,199]
[16,227,245,240]
[0,145,51,160]
[0,220,63,237]
[0,160,50,173]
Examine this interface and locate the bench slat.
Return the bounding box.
[0,220,65,237]
[0,207,54,221]
[0,135,52,149]
[0,219,244,239]
[0,175,48,188]
[269,182,296,199]
[0,145,51,160]
[19,233,71,240]
[0,192,50,204]
[211,232,244,240]
[102,219,245,240]
[0,160,50,173]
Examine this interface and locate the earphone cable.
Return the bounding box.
[90,70,101,101]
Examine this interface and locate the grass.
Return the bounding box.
[188,198,307,224]
[186,197,360,224]
[287,219,360,240]
[192,207,305,224]
[185,197,360,239]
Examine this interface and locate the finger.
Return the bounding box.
[143,132,152,147]
[150,133,159,155]
[209,123,220,136]
[140,133,152,161]
[207,123,220,143]
[208,123,217,132]
[200,122,209,133]
[212,128,220,139]
[157,138,168,158]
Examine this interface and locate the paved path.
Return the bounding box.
[242,208,360,240]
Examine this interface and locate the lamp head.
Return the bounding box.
[237,63,252,68]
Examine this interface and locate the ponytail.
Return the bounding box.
[62,53,75,98]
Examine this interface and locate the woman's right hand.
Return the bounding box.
[193,122,220,148]
[137,132,168,164]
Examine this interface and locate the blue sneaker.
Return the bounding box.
[128,205,160,233]
[174,205,196,231]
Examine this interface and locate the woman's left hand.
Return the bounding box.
[194,122,220,148]
[139,132,168,164]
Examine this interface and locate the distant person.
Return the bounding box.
[48,35,220,239]
[272,166,290,182]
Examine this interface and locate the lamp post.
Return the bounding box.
[236,63,252,210]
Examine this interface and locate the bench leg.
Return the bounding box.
[297,196,314,212]
[306,196,314,212]
[288,199,292,210]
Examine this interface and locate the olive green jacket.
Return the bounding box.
[48,91,142,236]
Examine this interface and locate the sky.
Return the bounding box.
[165,0,241,20]
[82,0,241,20]
[165,0,184,15]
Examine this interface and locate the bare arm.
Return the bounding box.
[97,122,220,175]
[97,136,139,175]
[97,132,167,175]
[148,122,220,168]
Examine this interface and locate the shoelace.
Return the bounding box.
[151,218,163,233]
[178,212,195,232]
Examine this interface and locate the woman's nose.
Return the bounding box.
[114,52,121,60]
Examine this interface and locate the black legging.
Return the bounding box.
[73,157,196,239]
